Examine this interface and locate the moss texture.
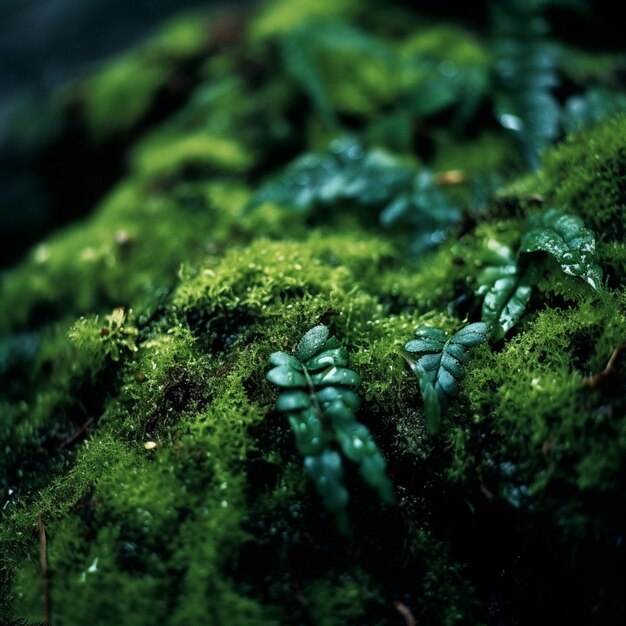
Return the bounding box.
[1,2,625,625]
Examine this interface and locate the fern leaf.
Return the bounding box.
[476,244,535,338]
[521,209,603,290]
[492,0,561,167]
[267,324,394,533]
[403,323,489,433]
[250,137,459,255]
[475,210,602,337]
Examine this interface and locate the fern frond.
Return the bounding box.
[267,324,393,533]
[476,209,603,336]
[492,0,561,168]
[403,323,489,434]
[250,137,460,255]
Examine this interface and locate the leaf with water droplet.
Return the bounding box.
[277,390,311,412]
[311,366,361,386]
[266,366,307,388]
[269,351,303,370]
[404,323,488,433]
[521,209,603,291]
[305,450,349,518]
[304,347,348,371]
[297,325,329,360]
[267,324,394,529]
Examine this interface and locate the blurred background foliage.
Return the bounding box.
[0,0,624,269]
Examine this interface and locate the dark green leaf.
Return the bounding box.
[521,209,603,290]
[304,347,348,371]
[266,365,307,388]
[310,367,361,386]
[404,323,488,433]
[269,351,303,369]
[304,450,349,516]
[451,322,491,347]
[289,411,326,456]
[249,137,460,256]
[267,324,393,529]
[492,0,561,167]
[277,390,311,412]
[297,324,329,360]
[316,386,360,410]
[481,271,534,337]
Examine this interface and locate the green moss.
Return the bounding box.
[78,12,216,142]
[506,113,626,241]
[400,24,490,67]
[251,0,361,41]
[81,57,170,141]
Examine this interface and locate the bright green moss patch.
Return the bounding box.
[81,57,170,141]
[251,0,361,41]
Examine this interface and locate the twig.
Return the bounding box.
[582,344,626,388]
[38,511,50,625]
[393,601,416,626]
[57,417,96,450]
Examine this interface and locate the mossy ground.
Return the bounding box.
[1,2,625,625]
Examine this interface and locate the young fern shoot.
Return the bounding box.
[267,325,394,534]
[403,323,489,434]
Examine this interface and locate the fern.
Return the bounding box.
[249,137,460,255]
[476,243,536,339]
[492,0,561,168]
[521,209,603,290]
[402,323,489,434]
[267,324,394,533]
[477,210,602,337]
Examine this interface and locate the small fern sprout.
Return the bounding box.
[402,323,489,434]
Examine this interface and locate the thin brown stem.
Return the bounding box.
[57,416,96,450]
[583,344,626,388]
[38,511,50,625]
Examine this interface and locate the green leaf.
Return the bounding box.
[288,410,327,456]
[266,365,307,388]
[521,209,603,290]
[316,386,360,410]
[310,366,361,386]
[304,347,348,371]
[480,266,534,338]
[492,0,561,167]
[277,390,311,412]
[304,450,350,533]
[297,324,329,360]
[269,351,303,369]
[404,322,489,433]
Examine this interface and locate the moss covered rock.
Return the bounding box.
[1,2,625,625]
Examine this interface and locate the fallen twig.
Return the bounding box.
[393,601,416,626]
[57,416,96,450]
[582,344,626,388]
